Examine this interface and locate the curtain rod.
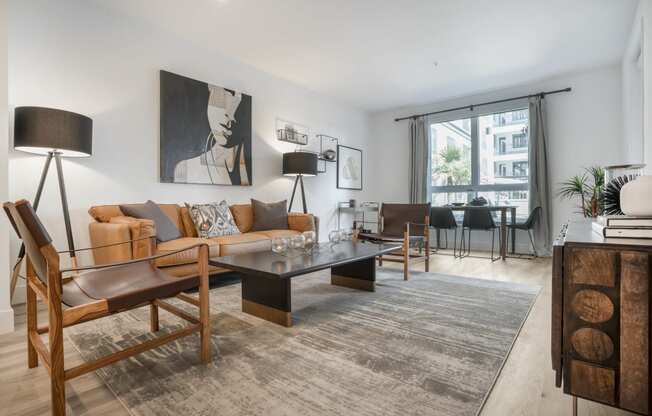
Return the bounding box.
[394,87,572,122]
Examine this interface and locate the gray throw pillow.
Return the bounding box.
[120,200,182,242]
[186,201,241,238]
[251,199,288,231]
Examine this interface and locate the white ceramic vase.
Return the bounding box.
[620,175,652,216]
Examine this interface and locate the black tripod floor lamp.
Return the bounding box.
[10,106,93,301]
[283,152,317,214]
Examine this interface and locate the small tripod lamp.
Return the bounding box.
[283,152,317,213]
[10,106,93,300]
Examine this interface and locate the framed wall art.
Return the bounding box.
[337,145,362,190]
[160,70,252,186]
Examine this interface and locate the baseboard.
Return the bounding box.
[0,307,15,334]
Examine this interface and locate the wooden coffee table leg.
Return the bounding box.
[241,274,292,327]
[331,257,376,292]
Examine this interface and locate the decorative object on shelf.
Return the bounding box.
[276,118,309,145]
[160,70,252,186]
[337,145,363,190]
[316,134,338,161]
[557,166,605,217]
[620,175,652,216]
[10,106,93,301]
[283,152,318,213]
[601,164,644,215]
[603,175,637,215]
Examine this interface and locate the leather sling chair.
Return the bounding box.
[4,200,211,416]
[358,203,431,280]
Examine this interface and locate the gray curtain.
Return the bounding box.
[528,96,552,255]
[409,117,431,203]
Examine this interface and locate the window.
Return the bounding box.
[430,107,530,218]
[513,161,528,177]
[496,136,507,154]
[512,133,528,148]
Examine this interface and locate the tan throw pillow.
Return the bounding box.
[186,201,241,238]
[251,199,288,231]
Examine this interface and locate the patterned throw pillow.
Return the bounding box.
[186,201,240,238]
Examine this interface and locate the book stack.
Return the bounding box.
[592,215,652,239]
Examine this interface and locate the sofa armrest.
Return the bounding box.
[89,222,134,265]
[288,213,319,241]
[108,216,156,259]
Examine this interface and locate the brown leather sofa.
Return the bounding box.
[88,203,318,277]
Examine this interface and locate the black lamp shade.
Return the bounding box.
[14,106,93,157]
[283,152,318,176]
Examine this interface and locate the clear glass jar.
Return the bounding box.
[302,231,316,253]
[271,237,289,255]
[289,234,306,250]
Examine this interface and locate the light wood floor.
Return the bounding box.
[0,253,637,416]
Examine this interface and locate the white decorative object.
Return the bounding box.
[620,175,652,216]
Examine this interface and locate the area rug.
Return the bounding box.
[66,268,540,416]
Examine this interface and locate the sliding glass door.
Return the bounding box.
[430,107,530,218]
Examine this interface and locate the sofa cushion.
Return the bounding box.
[251,230,300,239]
[230,203,253,233]
[120,201,183,242]
[155,237,220,267]
[251,199,288,231]
[186,201,241,238]
[210,233,270,256]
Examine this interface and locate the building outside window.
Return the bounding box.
[431,107,530,218]
[513,133,528,148]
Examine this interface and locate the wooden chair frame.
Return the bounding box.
[23,236,211,416]
[376,214,431,280]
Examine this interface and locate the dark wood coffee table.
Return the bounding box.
[209,241,400,327]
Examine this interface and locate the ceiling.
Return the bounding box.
[93,0,639,112]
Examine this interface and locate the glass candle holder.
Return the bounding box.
[340,229,354,241]
[271,237,289,255]
[328,230,341,245]
[289,234,306,250]
[302,230,316,253]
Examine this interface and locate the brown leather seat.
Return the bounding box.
[69,262,198,312]
[357,202,431,280]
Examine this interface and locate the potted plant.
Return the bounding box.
[558,166,605,217]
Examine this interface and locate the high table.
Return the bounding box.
[434,205,517,260]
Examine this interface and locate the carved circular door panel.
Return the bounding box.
[571,289,614,323]
[571,328,614,362]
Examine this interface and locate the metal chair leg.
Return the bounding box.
[528,229,538,257]
[491,227,501,262]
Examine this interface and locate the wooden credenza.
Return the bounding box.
[552,220,651,415]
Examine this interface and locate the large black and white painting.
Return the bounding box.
[160,70,252,185]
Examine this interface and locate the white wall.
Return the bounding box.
[369,65,624,246]
[623,0,652,169]
[0,0,14,333]
[8,0,373,302]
